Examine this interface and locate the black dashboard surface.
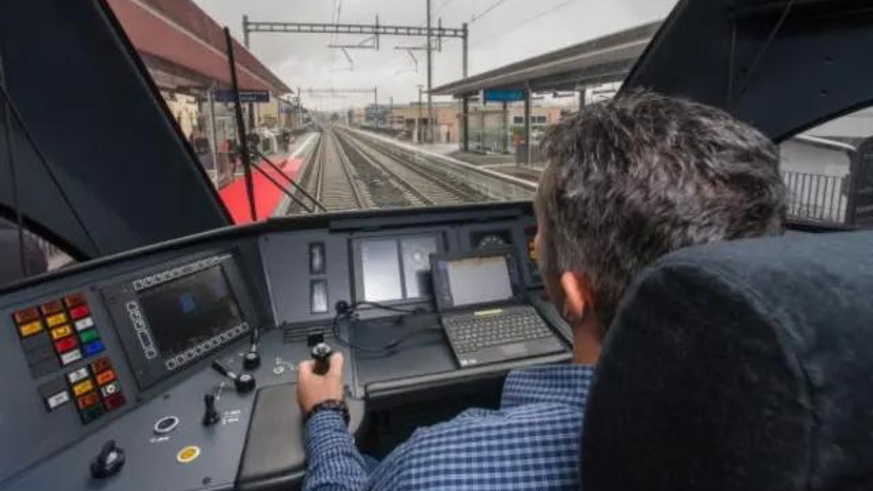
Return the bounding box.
[0,202,573,491]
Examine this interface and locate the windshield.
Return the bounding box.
[6,0,872,288]
[107,0,675,221]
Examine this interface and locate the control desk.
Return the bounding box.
[0,202,572,491]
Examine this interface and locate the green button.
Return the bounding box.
[79,404,104,424]
[78,329,100,344]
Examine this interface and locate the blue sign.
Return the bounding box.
[482,89,526,103]
[213,89,271,104]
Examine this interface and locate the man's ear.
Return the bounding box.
[559,272,591,324]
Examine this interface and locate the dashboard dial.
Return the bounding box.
[473,230,512,250]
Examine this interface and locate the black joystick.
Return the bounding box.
[211,360,256,394]
[91,440,125,479]
[243,328,261,370]
[203,393,221,426]
[311,343,333,376]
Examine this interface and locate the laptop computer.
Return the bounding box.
[430,249,566,368]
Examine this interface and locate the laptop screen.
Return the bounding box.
[432,251,519,310]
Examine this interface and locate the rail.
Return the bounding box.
[344,127,537,202]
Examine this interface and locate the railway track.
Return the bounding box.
[338,128,483,206]
[285,124,535,216]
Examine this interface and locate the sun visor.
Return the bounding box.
[623,0,873,143]
[0,0,230,259]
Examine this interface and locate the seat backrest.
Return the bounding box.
[581,231,873,491]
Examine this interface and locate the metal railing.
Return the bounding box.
[782,170,849,224]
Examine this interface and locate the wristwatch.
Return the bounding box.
[305,399,350,426]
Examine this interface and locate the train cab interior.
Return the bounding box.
[1,0,873,490]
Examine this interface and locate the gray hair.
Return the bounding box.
[536,90,787,332]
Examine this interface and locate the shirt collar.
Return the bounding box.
[501,364,595,409]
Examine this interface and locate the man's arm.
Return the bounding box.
[298,354,368,491]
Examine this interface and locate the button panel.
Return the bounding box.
[11,292,104,377]
[12,294,127,424]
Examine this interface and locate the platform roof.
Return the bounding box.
[109,0,292,94]
[432,20,661,97]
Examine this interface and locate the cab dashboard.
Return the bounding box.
[0,202,571,491]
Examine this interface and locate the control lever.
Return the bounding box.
[202,393,221,426]
[211,360,256,394]
[243,328,261,370]
[90,440,125,479]
[311,343,333,376]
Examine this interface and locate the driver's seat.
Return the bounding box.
[581,230,873,491]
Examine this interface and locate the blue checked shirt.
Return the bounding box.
[304,365,594,491]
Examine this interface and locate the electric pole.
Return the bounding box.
[417,84,424,143]
[426,0,434,143]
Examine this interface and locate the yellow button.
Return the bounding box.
[50,325,73,340]
[46,313,68,327]
[176,446,201,464]
[72,379,94,397]
[18,321,44,338]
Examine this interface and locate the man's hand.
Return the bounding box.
[297,352,345,415]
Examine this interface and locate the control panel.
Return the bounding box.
[0,203,561,491]
[12,293,126,424]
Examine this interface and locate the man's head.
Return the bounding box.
[535,90,787,341]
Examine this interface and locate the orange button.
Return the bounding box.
[18,321,44,338]
[76,391,100,410]
[40,300,64,315]
[95,369,116,387]
[50,325,73,340]
[90,357,112,374]
[64,293,86,308]
[13,308,40,325]
[72,379,95,397]
[45,313,68,327]
[69,305,90,320]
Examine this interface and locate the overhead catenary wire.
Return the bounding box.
[472,0,579,46]
[470,0,512,24]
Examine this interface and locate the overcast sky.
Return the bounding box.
[193,0,677,110]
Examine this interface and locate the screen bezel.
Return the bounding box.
[138,265,244,361]
[350,232,446,307]
[430,248,523,312]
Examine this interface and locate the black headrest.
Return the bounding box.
[581,231,873,491]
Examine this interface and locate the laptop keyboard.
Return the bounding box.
[443,306,554,354]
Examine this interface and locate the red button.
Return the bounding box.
[90,357,112,374]
[54,336,78,353]
[76,391,100,410]
[13,307,40,325]
[40,300,64,315]
[69,305,90,320]
[103,392,126,412]
[64,293,86,308]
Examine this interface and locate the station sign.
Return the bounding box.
[481,89,526,103]
[213,89,271,104]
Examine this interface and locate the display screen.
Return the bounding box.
[139,266,244,359]
[358,235,440,302]
[435,254,516,308]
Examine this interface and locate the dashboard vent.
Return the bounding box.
[283,323,332,345]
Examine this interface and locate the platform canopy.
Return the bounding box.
[432,21,661,98]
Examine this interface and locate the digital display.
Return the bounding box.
[435,254,516,308]
[139,266,244,359]
[360,239,404,302]
[359,235,440,302]
[311,280,329,313]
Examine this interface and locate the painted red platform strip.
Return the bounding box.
[219,157,303,224]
